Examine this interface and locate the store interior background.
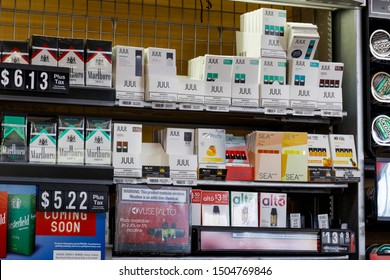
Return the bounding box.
[0,0,388,258]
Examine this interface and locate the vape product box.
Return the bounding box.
[31,35,58,66]
[177,76,205,104]
[257,8,287,37]
[144,47,176,73]
[115,185,191,254]
[247,131,283,181]
[259,58,287,85]
[201,190,229,226]
[307,134,334,182]
[203,55,233,105]
[7,192,36,255]
[281,132,308,182]
[329,134,360,181]
[160,128,194,155]
[288,59,319,87]
[112,45,145,100]
[29,118,57,164]
[259,192,287,228]
[85,118,112,165]
[1,115,27,162]
[1,40,29,64]
[85,39,112,87]
[113,123,142,178]
[225,135,253,181]
[0,191,7,258]
[231,56,260,107]
[317,62,344,111]
[191,189,202,226]
[286,22,320,60]
[142,143,170,179]
[230,191,258,227]
[195,128,226,167]
[58,38,85,85]
[236,31,287,58]
[57,116,85,164]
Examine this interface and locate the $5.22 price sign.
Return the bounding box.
[38,188,108,212]
[0,63,69,93]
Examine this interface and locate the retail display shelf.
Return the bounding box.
[0,162,113,185]
[0,85,116,107]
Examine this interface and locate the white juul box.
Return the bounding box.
[259,192,287,228]
[85,118,112,165]
[113,46,145,101]
[113,123,142,178]
[203,55,233,105]
[317,62,344,111]
[230,191,259,227]
[160,128,195,155]
[177,76,205,104]
[57,116,85,164]
[231,56,260,107]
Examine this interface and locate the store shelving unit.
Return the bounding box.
[0,0,365,259]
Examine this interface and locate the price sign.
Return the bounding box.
[0,63,69,93]
[38,187,108,212]
[320,229,353,254]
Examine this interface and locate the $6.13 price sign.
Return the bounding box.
[0,63,69,93]
[38,189,108,212]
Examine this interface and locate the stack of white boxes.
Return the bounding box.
[236,8,289,109]
[188,55,233,106]
[144,47,178,103]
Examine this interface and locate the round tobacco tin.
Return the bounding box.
[371,72,390,102]
[372,115,390,145]
[370,29,390,59]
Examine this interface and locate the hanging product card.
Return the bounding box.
[85,39,112,87]
[85,118,112,166]
[230,191,259,227]
[0,63,69,93]
[58,38,85,86]
[57,116,85,165]
[201,190,230,227]
[0,191,8,258]
[114,185,191,255]
[1,40,29,64]
[29,119,57,164]
[31,35,58,67]
[1,115,27,162]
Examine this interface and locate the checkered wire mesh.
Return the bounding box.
[0,0,326,75]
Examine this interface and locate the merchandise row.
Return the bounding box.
[0,114,359,183]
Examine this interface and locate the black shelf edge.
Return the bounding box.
[0,162,113,185]
[0,85,115,107]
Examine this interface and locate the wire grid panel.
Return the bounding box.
[0,0,320,75]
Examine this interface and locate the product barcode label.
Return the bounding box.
[152,102,177,110]
[146,177,173,185]
[179,103,205,111]
[321,110,343,117]
[113,177,144,184]
[172,179,197,186]
[264,108,287,115]
[293,110,315,116]
[206,105,229,112]
[118,100,145,108]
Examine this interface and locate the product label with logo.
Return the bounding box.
[58,38,85,85]
[31,35,58,67]
[259,192,287,228]
[85,39,112,87]
[29,120,57,164]
[196,128,226,164]
[57,116,85,164]
[201,190,230,226]
[85,118,112,165]
[231,191,258,227]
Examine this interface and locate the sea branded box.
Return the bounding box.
[114,185,191,254]
[259,192,287,228]
[281,132,308,182]
[1,115,27,162]
[58,38,85,85]
[29,119,57,164]
[85,118,112,165]
[230,191,258,227]
[201,190,230,226]
[57,116,85,164]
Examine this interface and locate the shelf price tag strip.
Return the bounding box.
[38,186,108,212]
[0,62,69,94]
